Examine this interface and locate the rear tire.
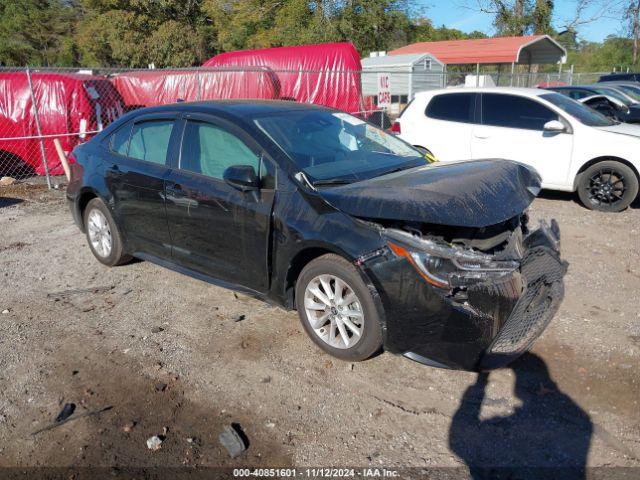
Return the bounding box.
[577,161,639,212]
[295,254,383,362]
[83,198,131,267]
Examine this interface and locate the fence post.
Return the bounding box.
[570,65,575,85]
[196,70,202,101]
[26,67,52,189]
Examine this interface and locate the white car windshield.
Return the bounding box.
[541,93,616,127]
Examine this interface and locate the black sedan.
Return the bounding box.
[66,100,566,371]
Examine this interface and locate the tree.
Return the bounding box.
[469,0,553,36]
[533,0,553,34]
[0,0,78,66]
[626,0,640,65]
[410,18,486,42]
[566,35,633,72]
[76,0,214,67]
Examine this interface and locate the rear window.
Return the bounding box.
[482,94,558,130]
[426,93,476,123]
[128,120,174,165]
[109,122,132,156]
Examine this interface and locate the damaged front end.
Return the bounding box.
[358,215,567,371]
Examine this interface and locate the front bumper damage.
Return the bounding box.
[360,220,568,371]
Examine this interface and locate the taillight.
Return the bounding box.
[390,121,401,134]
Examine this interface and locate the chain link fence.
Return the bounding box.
[0,65,608,187]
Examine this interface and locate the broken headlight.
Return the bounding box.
[385,229,519,289]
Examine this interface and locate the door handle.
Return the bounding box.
[473,133,490,139]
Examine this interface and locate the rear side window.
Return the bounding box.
[128,120,174,165]
[109,122,132,155]
[180,120,260,180]
[563,90,590,100]
[482,94,558,130]
[426,93,476,123]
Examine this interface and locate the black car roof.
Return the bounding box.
[134,99,332,119]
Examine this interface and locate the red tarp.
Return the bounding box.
[203,42,363,114]
[111,68,281,109]
[0,72,123,175]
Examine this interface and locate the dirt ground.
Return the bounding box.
[0,182,639,477]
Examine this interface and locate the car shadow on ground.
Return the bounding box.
[538,189,640,210]
[0,196,23,208]
[448,353,593,480]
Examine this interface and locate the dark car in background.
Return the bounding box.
[545,85,640,123]
[598,72,640,83]
[598,81,640,102]
[66,100,567,371]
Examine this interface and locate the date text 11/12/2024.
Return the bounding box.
[232,468,400,477]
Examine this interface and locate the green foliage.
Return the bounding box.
[567,36,635,73]
[411,18,486,42]
[489,0,553,36]
[0,0,632,71]
[0,0,78,66]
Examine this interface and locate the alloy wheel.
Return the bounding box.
[87,209,112,258]
[303,274,364,349]
[585,167,626,207]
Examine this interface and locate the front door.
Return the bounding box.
[105,114,178,258]
[164,114,275,291]
[472,93,574,187]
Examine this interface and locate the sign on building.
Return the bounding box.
[377,73,391,109]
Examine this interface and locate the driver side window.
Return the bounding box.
[180,120,260,180]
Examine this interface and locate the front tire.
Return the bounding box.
[577,161,639,212]
[83,198,131,266]
[295,254,383,362]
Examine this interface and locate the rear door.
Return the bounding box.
[164,113,276,291]
[419,92,478,161]
[472,93,574,187]
[104,113,178,258]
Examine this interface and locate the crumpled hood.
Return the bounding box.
[318,159,541,228]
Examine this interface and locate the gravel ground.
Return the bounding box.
[0,183,639,476]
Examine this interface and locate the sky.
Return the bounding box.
[422,1,625,42]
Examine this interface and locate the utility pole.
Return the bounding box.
[632,0,640,66]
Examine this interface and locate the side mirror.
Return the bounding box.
[543,120,566,133]
[614,103,630,114]
[223,165,259,191]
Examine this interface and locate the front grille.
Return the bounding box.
[489,246,566,355]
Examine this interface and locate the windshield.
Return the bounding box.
[592,87,634,106]
[615,85,640,102]
[541,92,615,127]
[254,110,424,184]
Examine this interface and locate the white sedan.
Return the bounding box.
[394,87,640,212]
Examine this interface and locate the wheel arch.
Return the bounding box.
[573,156,640,190]
[283,245,353,310]
[76,188,102,232]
